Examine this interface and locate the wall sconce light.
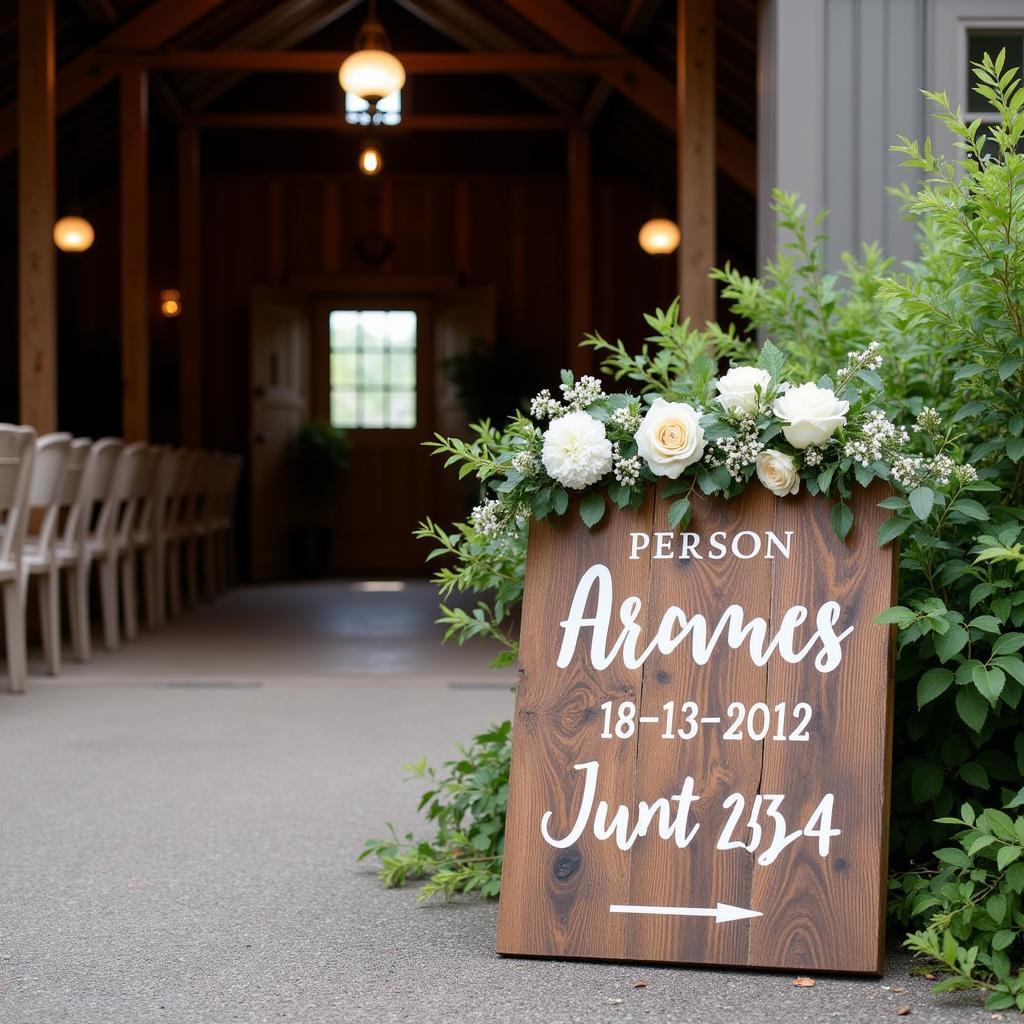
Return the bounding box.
[53,215,95,253]
[638,218,681,255]
[160,289,182,318]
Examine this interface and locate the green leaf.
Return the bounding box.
[552,487,569,516]
[935,623,969,662]
[998,355,1024,380]
[876,606,917,628]
[993,633,1024,656]
[972,665,1005,705]
[917,668,954,708]
[829,501,853,542]
[934,847,972,868]
[667,497,692,530]
[959,761,989,788]
[952,498,990,521]
[956,686,988,732]
[912,763,944,802]
[991,929,1015,951]
[579,492,605,528]
[1007,438,1024,462]
[1006,786,1024,810]
[997,845,1022,870]
[968,615,1000,634]
[909,486,935,520]
[757,339,787,383]
[877,516,912,547]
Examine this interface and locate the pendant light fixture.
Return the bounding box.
[338,0,406,117]
[358,143,383,176]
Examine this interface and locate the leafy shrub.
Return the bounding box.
[891,802,1024,1010]
[358,722,509,900]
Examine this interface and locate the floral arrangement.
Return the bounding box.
[435,339,973,545]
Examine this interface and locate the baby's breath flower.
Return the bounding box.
[802,445,825,467]
[529,389,562,420]
[704,415,763,481]
[843,408,910,466]
[511,450,536,475]
[610,404,641,433]
[843,339,883,373]
[612,447,643,487]
[560,375,604,411]
[891,454,926,490]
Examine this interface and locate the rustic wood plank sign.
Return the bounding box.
[496,482,897,974]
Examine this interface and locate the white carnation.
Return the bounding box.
[541,411,613,490]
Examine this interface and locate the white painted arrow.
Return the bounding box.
[609,903,762,923]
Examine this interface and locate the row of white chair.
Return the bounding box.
[0,427,243,693]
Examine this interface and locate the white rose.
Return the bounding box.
[541,410,613,490]
[772,382,849,449]
[715,365,772,415]
[634,398,706,479]
[756,449,800,497]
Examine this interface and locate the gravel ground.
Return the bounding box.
[0,680,994,1024]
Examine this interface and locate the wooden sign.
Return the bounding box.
[496,482,897,974]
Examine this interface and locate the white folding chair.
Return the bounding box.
[97,442,146,650]
[62,438,123,662]
[0,425,37,693]
[20,432,72,676]
[166,450,201,619]
[52,437,93,662]
[147,447,181,629]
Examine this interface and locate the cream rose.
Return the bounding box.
[772,382,849,449]
[634,398,706,479]
[541,410,613,490]
[715,365,772,416]
[756,449,800,496]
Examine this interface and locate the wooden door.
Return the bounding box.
[310,289,494,575]
[249,287,308,581]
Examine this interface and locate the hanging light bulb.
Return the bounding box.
[53,215,95,253]
[338,0,406,114]
[638,218,680,255]
[359,144,383,176]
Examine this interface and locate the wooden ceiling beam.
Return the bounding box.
[74,0,118,28]
[190,112,568,132]
[182,0,361,110]
[501,0,674,130]
[100,50,641,74]
[394,0,578,116]
[0,0,232,159]
[580,0,663,127]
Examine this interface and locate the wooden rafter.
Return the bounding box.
[180,0,362,111]
[0,0,232,159]
[394,0,578,116]
[100,50,642,75]
[501,0,674,127]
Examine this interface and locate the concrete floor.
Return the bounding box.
[0,582,991,1023]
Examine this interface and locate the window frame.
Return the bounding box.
[310,293,434,435]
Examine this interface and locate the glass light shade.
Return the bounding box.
[338,50,406,102]
[160,289,182,318]
[53,216,95,253]
[359,145,382,176]
[638,218,681,255]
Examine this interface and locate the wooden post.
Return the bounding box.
[120,68,149,442]
[18,0,57,432]
[677,0,716,325]
[567,127,592,376]
[178,126,202,446]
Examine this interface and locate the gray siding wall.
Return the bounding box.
[760,0,927,272]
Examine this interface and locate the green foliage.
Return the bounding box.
[890,803,1024,1011]
[358,722,510,900]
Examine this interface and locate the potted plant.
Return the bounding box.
[284,421,351,578]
